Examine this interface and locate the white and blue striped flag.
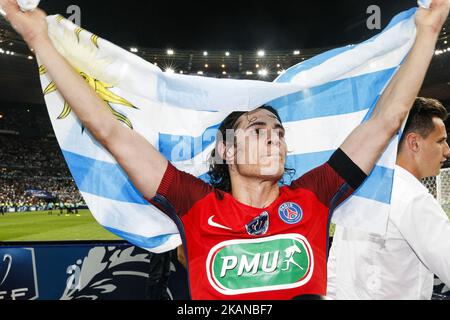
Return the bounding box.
[39,7,419,253]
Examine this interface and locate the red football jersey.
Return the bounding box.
[149,149,364,300]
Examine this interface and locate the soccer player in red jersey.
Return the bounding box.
[1,0,449,299]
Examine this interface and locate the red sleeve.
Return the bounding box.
[290,149,367,209]
[149,162,213,217]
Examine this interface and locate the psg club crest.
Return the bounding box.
[246,211,269,236]
[278,202,303,224]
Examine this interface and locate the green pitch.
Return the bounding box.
[0,209,121,241]
[1,208,448,242]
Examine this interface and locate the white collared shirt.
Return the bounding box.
[327,165,450,300]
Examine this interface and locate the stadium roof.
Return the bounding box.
[0,0,449,105]
[33,0,432,50]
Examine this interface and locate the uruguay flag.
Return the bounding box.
[39,7,420,253]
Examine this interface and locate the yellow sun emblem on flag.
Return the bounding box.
[40,16,135,130]
[41,65,137,130]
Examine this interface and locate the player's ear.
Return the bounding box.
[405,132,420,153]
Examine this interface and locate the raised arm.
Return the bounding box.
[340,0,450,174]
[0,0,168,199]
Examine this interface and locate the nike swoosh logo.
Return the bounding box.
[208,215,232,230]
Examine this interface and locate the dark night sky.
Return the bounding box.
[39,0,418,50]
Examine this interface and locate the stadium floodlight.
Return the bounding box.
[445,40,448,44]
[276,64,281,68]
[293,50,300,55]
[257,50,265,57]
[167,49,174,55]
[258,69,268,76]
[256,64,259,68]
[165,68,175,74]
[225,51,230,56]
[130,47,138,53]
[203,51,208,56]
[246,71,253,75]
[27,55,33,60]
[222,71,227,75]
[221,64,226,68]
[197,71,204,75]
[204,64,209,68]
[0,114,3,119]
[179,70,184,74]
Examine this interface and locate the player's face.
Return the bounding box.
[418,118,450,178]
[232,109,287,179]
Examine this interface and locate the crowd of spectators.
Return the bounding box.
[0,106,85,214]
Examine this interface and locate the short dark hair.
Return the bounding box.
[207,105,288,192]
[399,97,448,147]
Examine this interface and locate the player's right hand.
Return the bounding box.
[0,0,48,47]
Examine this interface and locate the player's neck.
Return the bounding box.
[396,152,422,180]
[230,176,280,209]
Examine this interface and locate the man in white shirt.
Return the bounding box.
[327,97,450,300]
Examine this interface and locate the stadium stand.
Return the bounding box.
[0,105,84,213]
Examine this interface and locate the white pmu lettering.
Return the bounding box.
[237,254,260,276]
[261,251,279,273]
[67,5,81,26]
[366,5,381,30]
[220,256,238,277]
[222,251,281,277]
